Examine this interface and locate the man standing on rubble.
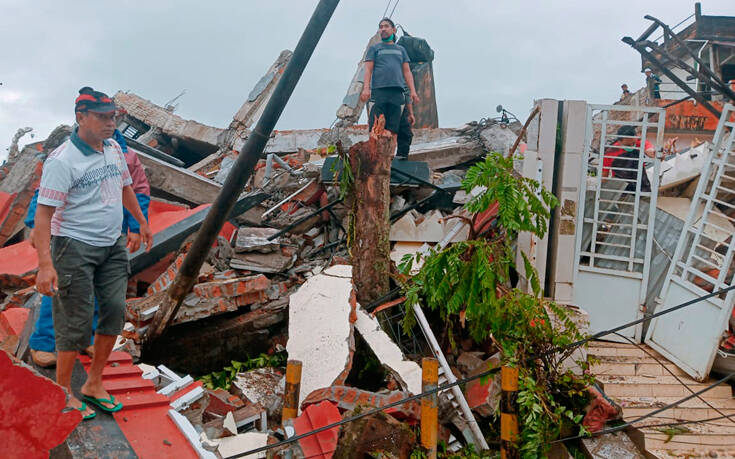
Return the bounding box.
[33,87,152,420]
[360,17,419,141]
[26,125,150,369]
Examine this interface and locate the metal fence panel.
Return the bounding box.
[573,104,664,343]
[646,104,735,380]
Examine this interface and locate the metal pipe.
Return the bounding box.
[266,198,343,241]
[147,0,341,340]
[421,357,439,459]
[282,360,303,423]
[412,302,489,449]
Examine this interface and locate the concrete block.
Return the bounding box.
[234,227,281,253]
[215,432,268,458]
[232,368,285,421]
[230,251,295,273]
[286,265,355,413]
[354,307,422,395]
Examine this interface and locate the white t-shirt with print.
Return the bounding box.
[38,137,133,247]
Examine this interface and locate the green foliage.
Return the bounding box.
[398,152,593,456]
[199,352,287,390]
[463,152,558,239]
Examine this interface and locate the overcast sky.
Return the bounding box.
[1,0,732,161]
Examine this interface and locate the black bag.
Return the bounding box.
[396,35,434,63]
[611,149,651,192]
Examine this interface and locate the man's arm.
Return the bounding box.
[360,61,374,103]
[122,185,152,252]
[402,62,419,104]
[34,204,57,296]
[406,99,415,126]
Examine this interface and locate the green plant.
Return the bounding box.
[199,351,287,390]
[397,152,593,457]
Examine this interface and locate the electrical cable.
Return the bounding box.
[549,371,735,444]
[388,0,400,18]
[225,284,735,458]
[612,331,735,427]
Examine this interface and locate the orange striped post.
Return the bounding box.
[501,366,519,459]
[282,360,303,423]
[421,357,439,459]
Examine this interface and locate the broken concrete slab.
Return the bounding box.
[354,307,422,395]
[407,136,483,170]
[225,50,294,152]
[390,242,427,275]
[214,431,268,458]
[390,209,469,243]
[114,91,224,152]
[230,250,295,273]
[286,264,354,412]
[234,227,281,253]
[232,367,285,422]
[136,149,222,205]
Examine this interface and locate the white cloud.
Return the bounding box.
[1,0,733,161]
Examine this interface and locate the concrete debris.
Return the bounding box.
[390,209,469,243]
[286,264,355,413]
[333,409,416,459]
[232,367,285,422]
[354,307,422,395]
[214,431,268,458]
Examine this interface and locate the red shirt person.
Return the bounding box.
[601,125,656,192]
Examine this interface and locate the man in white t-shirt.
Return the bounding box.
[34,87,152,420]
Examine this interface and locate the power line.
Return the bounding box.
[550,371,735,444]
[226,284,735,458]
[612,332,735,427]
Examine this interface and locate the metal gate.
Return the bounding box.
[573,104,663,343]
[646,104,735,380]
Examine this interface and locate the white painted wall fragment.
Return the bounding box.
[354,307,422,395]
[286,264,354,411]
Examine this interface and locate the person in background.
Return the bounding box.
[28,127,150,369]
[601,125,656,192]
[645,68,662,99]
[620,83,631,101]
[33,86,151,420]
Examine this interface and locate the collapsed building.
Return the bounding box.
[2,2,735,458]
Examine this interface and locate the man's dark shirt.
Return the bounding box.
[365,42,410,90]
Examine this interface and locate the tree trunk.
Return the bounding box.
[348,115,395,306]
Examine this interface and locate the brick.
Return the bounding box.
[302,385,420,422]
[205,388,245,417]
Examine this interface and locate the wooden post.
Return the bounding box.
[421,357,438,459]
[282,360,303,423]
[348,115,395,305]
[500,366,519,459]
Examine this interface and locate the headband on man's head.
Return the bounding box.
[75,86,116,113]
